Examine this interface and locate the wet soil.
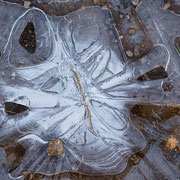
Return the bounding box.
[19,21,36,54]
[0,142,26,173]
[162,82,174,92]
[131,103,180,122]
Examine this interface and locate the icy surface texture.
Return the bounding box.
[0,0,179,179]
[0,4,147,177]
[38,0,79,3]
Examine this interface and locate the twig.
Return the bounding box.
[70,68,94,132]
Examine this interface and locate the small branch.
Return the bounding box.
[70,68,94,132]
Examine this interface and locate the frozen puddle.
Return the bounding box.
[0,0,178,178]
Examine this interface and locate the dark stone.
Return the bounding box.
[5,102,29,115]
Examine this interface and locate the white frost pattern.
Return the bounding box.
[0,4,170,177]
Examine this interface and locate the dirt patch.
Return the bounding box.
[130,103,180,122]
[137,66,168,81]
[108,5,153,60]
[19,21,36,54]
[0,142,26,173]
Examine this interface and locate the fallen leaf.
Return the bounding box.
[126,50,133,57]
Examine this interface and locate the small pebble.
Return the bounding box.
[126,50,133,57]
[119,35,123,39]
[129,25,139,30]
[24,1,31,8]
[119,14,124,19]
[166,136,179,150]
[46,138,64,156]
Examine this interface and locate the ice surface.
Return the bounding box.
[0,0,179,179]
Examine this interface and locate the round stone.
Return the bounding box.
[128,29,136,35]
[46,138,64,156]
[126,50,133,57]
[119,14,124,19]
